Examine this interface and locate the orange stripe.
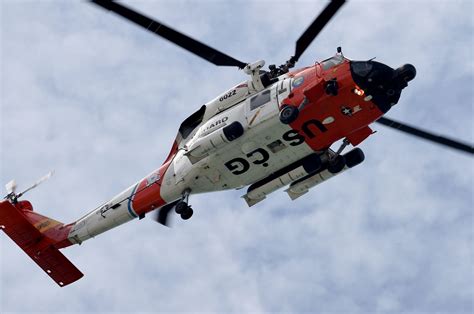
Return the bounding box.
[34,218,61,233]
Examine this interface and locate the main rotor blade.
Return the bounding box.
[152,200,179,227]
[293,0,346,63]
[91,0,247,68]
[376,117,474,154]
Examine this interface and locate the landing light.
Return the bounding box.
[353,86,365,96]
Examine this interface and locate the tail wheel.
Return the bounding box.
[279,105,299,124]
[180,207,193,220]
[328,155,346,174]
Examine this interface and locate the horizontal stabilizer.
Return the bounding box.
[0,200,83,287]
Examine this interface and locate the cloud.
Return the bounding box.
[1,0,472,313]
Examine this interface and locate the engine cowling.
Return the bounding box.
[186,121,244,159]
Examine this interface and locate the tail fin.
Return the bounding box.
[0,200,83,287]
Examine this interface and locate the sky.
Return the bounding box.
[0,0,473,313]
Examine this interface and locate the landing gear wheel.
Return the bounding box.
[328,155,346,174]
[175,201,188,215]
[279,105,299,124]
[180,207,193,220]
[344,148,365,168]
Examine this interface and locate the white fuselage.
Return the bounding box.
[67,74,320,244]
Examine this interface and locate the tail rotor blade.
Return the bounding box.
[18,171,55,198]
[376,117,474,155]
[5,180,17,195]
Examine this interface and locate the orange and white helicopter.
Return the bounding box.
[1,0,473,287]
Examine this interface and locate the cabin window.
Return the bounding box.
[321,55,344,71]
[250,90,271,110]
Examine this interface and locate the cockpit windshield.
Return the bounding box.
[320,54,345,71]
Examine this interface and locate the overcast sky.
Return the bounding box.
[1,0,473,313]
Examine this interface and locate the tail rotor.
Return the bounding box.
[4,171,54,203]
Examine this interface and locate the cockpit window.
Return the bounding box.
[321,54,344,71]
[350,61,373,77]
[250,89,271,110]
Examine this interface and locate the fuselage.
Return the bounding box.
[67,55,393,244]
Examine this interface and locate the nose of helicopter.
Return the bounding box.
[350,60,416,113]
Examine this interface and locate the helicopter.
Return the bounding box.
[1,0,473,288]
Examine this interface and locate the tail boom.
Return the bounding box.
[1,159,178,286]
[67,160,176,244]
